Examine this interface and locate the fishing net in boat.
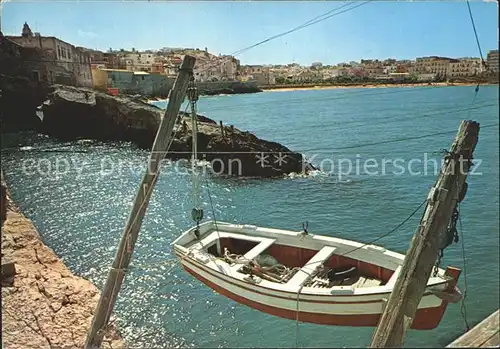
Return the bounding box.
[219,248,374,288]
[220,248,300,283]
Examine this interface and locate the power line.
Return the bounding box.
[194,1,372,74]
[305,122,498,153]
[338,198,427,257]
[466,0,486,67]
[305,102,497,130]
[231,1,369,58]
[4,109,496,155]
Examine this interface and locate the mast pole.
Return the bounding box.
[369,120,480,348]
[188,77,203,227]
[189,77,200,211]
[84,55,196,349]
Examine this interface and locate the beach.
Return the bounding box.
[261,81,489,92]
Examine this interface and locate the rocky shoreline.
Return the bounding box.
[36,85,315,177]
[1,177,126,348]
[197,81,263,96]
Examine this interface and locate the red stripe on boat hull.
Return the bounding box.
[182,264,459,330]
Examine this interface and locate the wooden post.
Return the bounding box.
[369,120,480,348]
[84,55,196,349]
[219,120,225,138]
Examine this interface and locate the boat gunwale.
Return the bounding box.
[173,247,451,298]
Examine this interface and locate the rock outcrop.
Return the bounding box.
[39,85,315,177]
[1,178,126,349]
[198,81,263,96]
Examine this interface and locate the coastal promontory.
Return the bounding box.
[36,85,315,177]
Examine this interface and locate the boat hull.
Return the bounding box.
[178,253,460,330]
[172,221,461,330]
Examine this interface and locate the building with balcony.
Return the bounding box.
[410,56,457,77]
[448,58,482,78]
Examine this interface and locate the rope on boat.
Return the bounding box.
[295,283,305,348]
[337,199,427,258]
[204,175,222,243]
[294,265,321,348]
[458,203,470,332]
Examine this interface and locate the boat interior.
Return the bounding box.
[179,225,406,290]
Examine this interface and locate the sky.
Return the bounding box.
[1,1,498,65]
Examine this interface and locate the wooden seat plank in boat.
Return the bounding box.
[385,266,402,287]
[287,246,337,286]
[243,238,276,261]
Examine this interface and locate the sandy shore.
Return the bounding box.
[1,178,126,349]
[262,82,488,92]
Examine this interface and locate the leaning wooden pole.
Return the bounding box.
[84,55,196,349]
[369,120,480,348]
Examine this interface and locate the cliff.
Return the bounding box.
[0,75,51,133]
[1,178,126,348]
[38,85,315,177]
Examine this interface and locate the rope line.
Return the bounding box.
[466,0,486,68]
[5,104,496,155]
[457,205,470,332]
[295,282,306,348]
[194,1,372,74]
[338,199,427,258]
[304,101,495,132]
[133,194,425,275]
[305,122,499,153]
[291,196,425,347]
[204,176,221,237]
[232,1,370,57]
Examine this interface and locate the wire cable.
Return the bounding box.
[231,1,369,57]
[194,1,372,75]
[3,103,496,155]
[466,0,486,67]
[305,122,499,153]
[458,203,470,332]
[338,198,427,257]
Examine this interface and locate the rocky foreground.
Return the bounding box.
[38,85,315,177]
[1,178,125,348]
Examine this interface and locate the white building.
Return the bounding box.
[122,53,155,72]
[487,50,499,73]
[448,58,482,78]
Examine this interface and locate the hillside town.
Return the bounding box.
[1,22,499,97]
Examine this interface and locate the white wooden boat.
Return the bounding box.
[173,85,462,329]
[172,221,462,330]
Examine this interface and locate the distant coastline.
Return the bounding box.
[140,81,499,102]
[261,81,497,92]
